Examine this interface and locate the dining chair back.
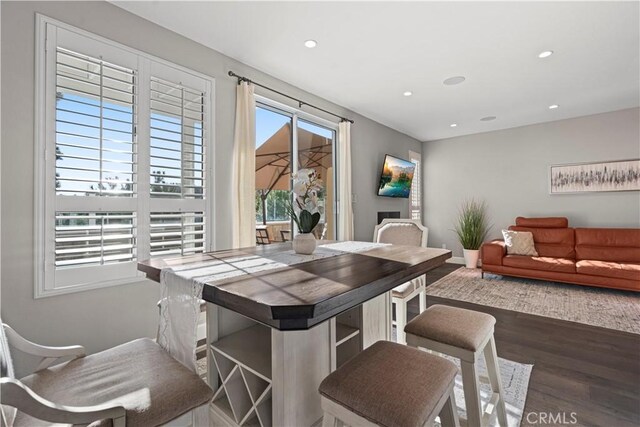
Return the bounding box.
[372,219,429,344]
[0,322,213,427]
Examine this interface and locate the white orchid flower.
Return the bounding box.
[292,180,306,195]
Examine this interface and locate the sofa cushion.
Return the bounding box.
[576,260,640,281]
[575,228,640,263]
[510,226,575,258]
[15,338,213,427]
[516,217,568,228]
[503,255,576,274]
[482,264,640,291]
[502,230,538,256]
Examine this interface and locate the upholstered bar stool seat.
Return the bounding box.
[405,305,508,427]
[405,304,495,351]
[319,341,460,427]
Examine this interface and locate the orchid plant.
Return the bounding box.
[286,168,324,234]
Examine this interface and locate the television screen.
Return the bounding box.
[377,154,416,198]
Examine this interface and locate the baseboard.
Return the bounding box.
[446,256,465,265]
[446,256,483,266]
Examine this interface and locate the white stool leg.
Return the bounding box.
[419,287,426,313]
[322,411,337,427]
[460,359,483,427]
[483,336,508,427]
[439,389,460,427]
[395,299,407,344]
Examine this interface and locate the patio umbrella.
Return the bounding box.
[255,123,333,224]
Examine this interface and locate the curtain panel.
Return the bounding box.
[231,82,257,248]
[338,121,354,240]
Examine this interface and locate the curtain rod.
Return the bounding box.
[228,71,354,124]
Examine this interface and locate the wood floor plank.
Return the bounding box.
[417,264,640,427]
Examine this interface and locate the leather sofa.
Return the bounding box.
[481,217,640,292]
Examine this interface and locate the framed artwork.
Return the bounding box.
[549,159,640,194]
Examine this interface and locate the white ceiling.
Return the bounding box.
[112,1,639,141]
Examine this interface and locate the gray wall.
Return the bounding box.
[0,1,421,356]
[351,125,420,240]
[422,108,640,257]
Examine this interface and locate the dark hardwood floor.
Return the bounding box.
[409,264,640,427]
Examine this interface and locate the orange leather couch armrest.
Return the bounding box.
[482,240,506,266]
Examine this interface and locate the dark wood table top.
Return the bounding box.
[138,242,451,330]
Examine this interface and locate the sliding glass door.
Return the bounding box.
[296,119,336,240]
[255,101,337,243]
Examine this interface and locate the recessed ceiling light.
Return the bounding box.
[443,76,466,86]
[480,116,497,121]
[450,123,458,128]
[304,40,317,48]
[549,104,559,109]
[538,50,554,58]
[403,91,413,97]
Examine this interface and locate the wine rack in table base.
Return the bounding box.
[210,324,272,427]
[208,305,367,427]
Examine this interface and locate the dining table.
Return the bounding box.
[138,240,451,427]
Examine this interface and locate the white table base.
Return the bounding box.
[206,292,392,427]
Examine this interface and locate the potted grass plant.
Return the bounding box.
[453,200,491,268]
[285,168,323,254]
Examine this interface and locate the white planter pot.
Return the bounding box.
[293,233,317,255]
[463,249,480,268]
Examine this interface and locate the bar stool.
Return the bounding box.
[318,341,460,427]
[404,304,508,427]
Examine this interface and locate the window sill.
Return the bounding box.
[34,272,148,299]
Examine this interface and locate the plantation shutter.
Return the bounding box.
[150,212,206,256]
[55,47,136,197]
[148,65,209,257]
[51,37,139,288]
[409,151,422,221]
[38,20,214,296]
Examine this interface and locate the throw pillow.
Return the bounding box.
[502,229,538,256]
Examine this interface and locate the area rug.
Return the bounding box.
[198,341,532,427]
[436,355,533,427]
[427,268,640,334]
[196,356,207,379]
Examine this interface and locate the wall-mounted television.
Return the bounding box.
[377,154,416,198]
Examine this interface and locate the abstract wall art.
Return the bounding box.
[550,159,640,194]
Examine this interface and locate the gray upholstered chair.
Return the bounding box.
[0,322,213,426]
[373,218,429,344]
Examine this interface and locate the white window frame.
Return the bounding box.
[409,150,422,222]
[34,15,215,298]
